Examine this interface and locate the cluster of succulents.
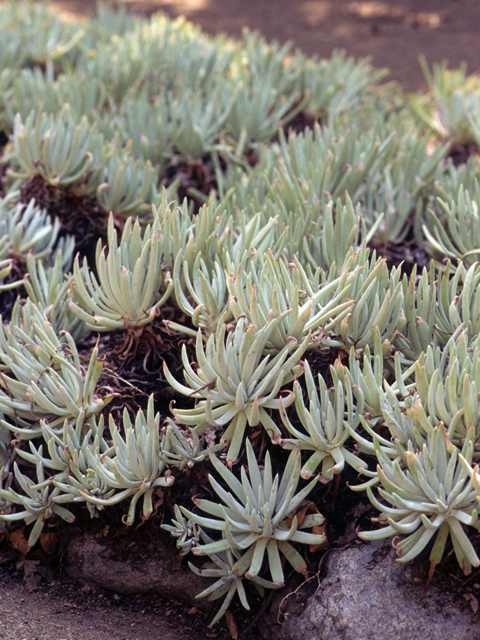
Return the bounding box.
[2,0,480,628]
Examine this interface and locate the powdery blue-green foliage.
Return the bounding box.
[2,0,480,628]
[164,316,310,465]
[183,441,326,585]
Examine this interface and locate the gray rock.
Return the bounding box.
[64,531,212,610]
[259,540,480,640]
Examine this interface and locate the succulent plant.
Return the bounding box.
[338,328,390,422]
[167,201,242,337]
[81,396,174,524]
[3,0,480,588]
[278,360,367,481]
[23,251,87,341]
[225,32,302,150]
[0,238,17,292]
[410,331,480,456]
[351,325,480,481]
[8,106,105,192]
[435,157,480,206]
[166,84,232,160]
[77,36,148,104]
[70,214,173,331]
[189,529,281,626]
[162,503,201,556]
[0,193,74,267]
[297,49,388,118]
[434,260,480,346]
[169,199,283,333]
[96,144,158,220]
[272,121,396,217]
[0,1,84,68]
[161,419,223,470]
[116,91,173,171]
[2,66,108,134]
[45,416,116,518]
[360,424,479,574]
[227,250,354,352]
[411,57,480,145]
[12,413,114,517]
[164,317,310,464]
[0,458,76,548]
[394,259,480,361]
[88,1,142,41]
[300,197,382,276]
[172,254,232,338]
[0,467,13,531]
[363,130,448,245]
[0,421,12,473]
[56,71,109,122]
[393,263,437,364]
[182,440,326,585]
[2,65,61,131]
[154,18,234,92]
[0,29,26,71]
[0,301,111,438]
[323,245,403,351]
[348,382,425,492]
[423,185,480,269]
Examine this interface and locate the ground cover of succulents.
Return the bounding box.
[1,1,480,637]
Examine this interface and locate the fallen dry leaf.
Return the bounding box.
[309,524,328,553]
[285,502,328,552]
[463,592,479,614]
[224,610,239,640]
[287,504,308,529]
[95,525,110,539]
[8,527,29,556]
[286,501,318,528]
[40,532,58,554]
[80,584,94,594]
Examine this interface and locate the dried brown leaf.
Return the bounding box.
[309,525,328,553]
[39,532,58,554]
[286,501,321,528]
[8,527,29,556]
[225,610,239,639]
[463,592,479,614]
[95,525,110,539]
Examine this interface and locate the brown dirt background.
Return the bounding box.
[51,0,480,92]
[1,1,480,639]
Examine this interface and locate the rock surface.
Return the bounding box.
[259,540,480,640]
[64,530,211,608]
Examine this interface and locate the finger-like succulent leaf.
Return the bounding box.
[8,106,104,191]
[360,424,479,574]
[82,396,174,524]
[0,301,112,438]
[161,419,223,469]
[0,458,75,548]
[182,441,326,586]
[164,318,310,463]
[70,214,173,331]
[279,360,367,481]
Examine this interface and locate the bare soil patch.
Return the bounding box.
[50,0,480,92]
